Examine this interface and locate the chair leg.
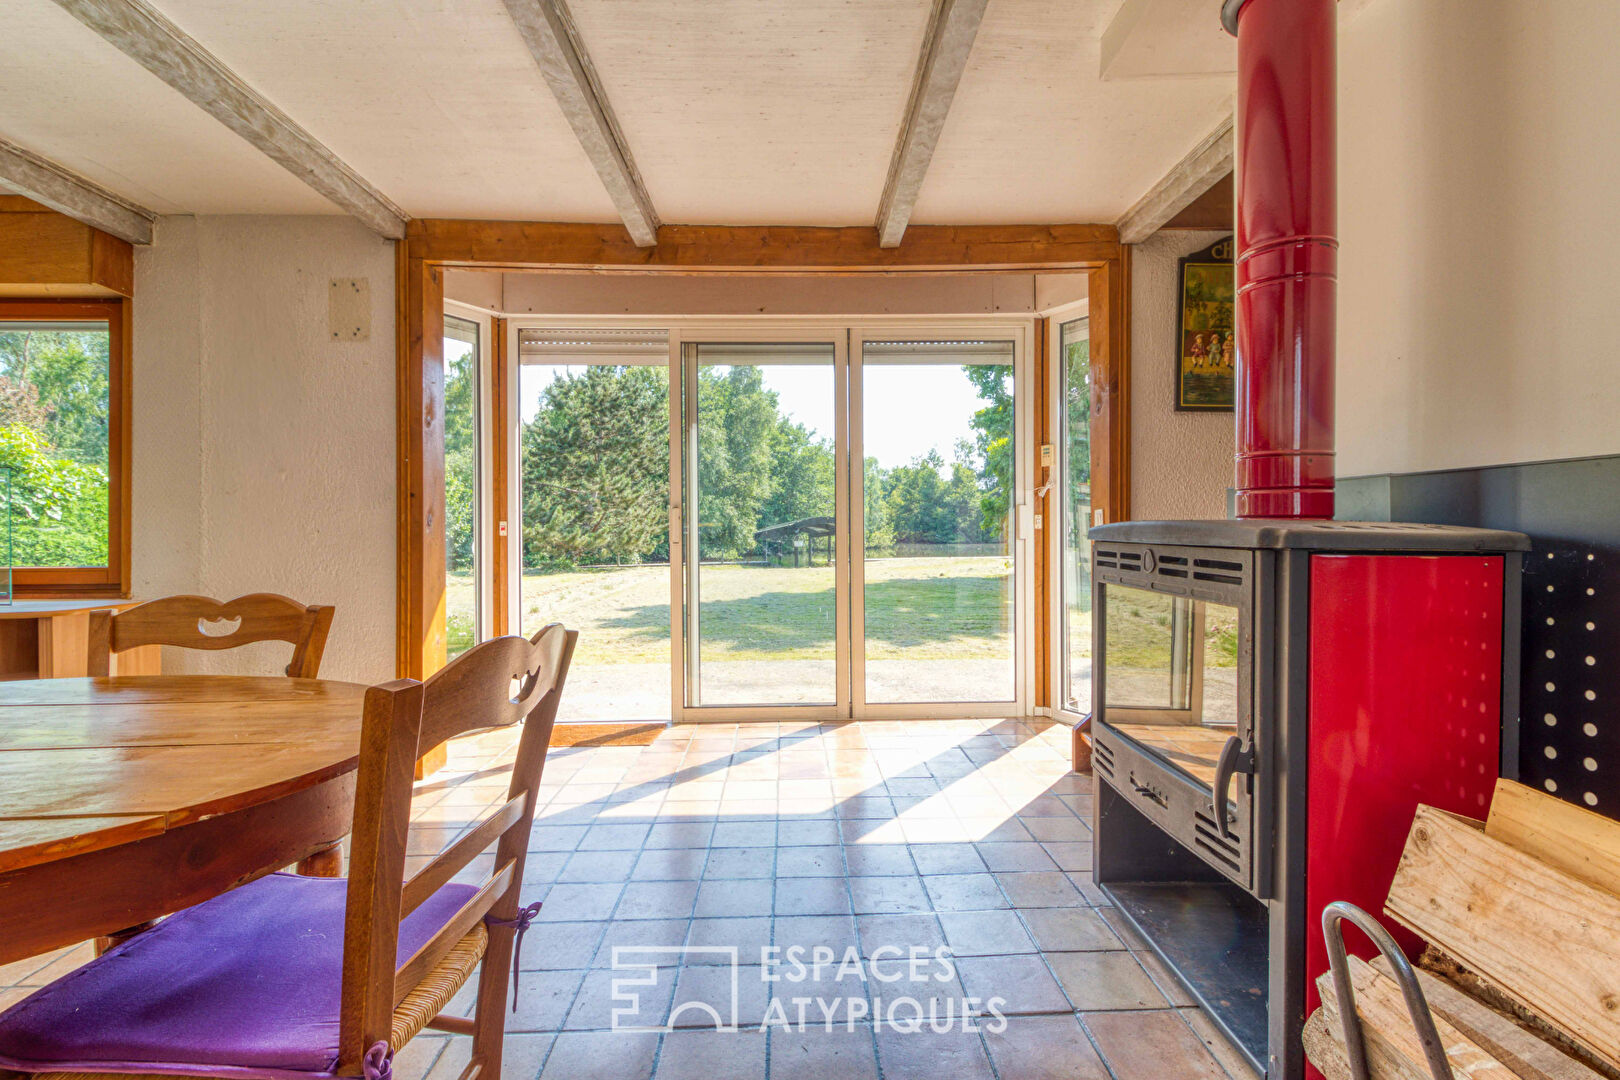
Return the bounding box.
[296,842,344,877]
[469,929,514,1080]
[94,921,156,955]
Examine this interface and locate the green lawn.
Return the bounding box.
[447,555,1015,666]
[444,557,1236,672]
[1103,590,1238,669]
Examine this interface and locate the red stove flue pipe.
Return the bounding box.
[1224,0,1337,519]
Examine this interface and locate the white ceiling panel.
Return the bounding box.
[0,1,333,215]
[1,0,1251,229]
[140,0,621,221]
[565,0,933,226]
[911,0,1234,225]
[1101,0,1234,80]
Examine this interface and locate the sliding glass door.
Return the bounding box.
[503,319,1031,722]
[675,334,848,716]
[443,311,485,661]
[514,328,673,721]
[851,336,1021,713]
[1053,313,1093,717]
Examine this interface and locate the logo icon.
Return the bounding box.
[612,946,740,1032]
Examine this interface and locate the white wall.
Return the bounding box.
[1130,230,1234,520]
[1337,0,1620,477]
[133,216,397,683]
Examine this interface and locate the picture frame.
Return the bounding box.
[1174,235,1236,412]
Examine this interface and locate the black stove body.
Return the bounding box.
[1087,519,1527,1079]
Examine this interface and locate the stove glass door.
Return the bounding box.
[1100,584,1243,789]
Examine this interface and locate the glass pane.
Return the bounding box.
[1201,603,1241,727]
[1058,318,1092,712]
[1102,586,1193,710]
[0,320,111,568]
[443,315,480,660]
[1103,588,1242,790]
[689,342,836,707]
[518,329,671,721]
[860,339,1015,704]
[1102,587,1240,727]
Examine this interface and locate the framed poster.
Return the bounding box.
[1175,235,1235,411]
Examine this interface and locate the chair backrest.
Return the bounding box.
[88,593,335,678]
[335,624,576,1075]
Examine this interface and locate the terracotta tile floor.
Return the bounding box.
[0,719,1259,1080]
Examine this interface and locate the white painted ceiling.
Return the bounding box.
[914,0,1232,224]
[568,0,933,225]
[0,0,1249,227]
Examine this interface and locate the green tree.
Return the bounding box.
[25,331,110,466]
[759,416,834,528]
[1064,334,1091,509]
[882,452,959,544]
[695,366,777,557]
[0,424,108,566]
[522,366,669,566]
[444,344,478,573]
[862,456,894,552]
[947,443,992,543]
[881,449,992,547]
[0,327,111,568]
[963,363,1014,540]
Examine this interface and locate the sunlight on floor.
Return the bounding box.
[0,719,1257,1080]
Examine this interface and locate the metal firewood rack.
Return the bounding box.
[1320,902,1453,1080]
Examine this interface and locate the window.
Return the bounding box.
[517,327,672,720]
[0,300,127,595]
[443,313,482,659]
[1058,315,1091,714]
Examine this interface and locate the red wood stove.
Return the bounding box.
[1088,519,1527,1079]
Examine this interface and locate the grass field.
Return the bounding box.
[444,556,1232,681]
[447,555,1015,667]
[1102,589,1239,669]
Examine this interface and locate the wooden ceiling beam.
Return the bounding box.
[1116,112,1234,245]
[875,0,990,249]
[48,0,408,240]
[407,220,1120,273]
[0,137,154,246]
[501,0,660,248]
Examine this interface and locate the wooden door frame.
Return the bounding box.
[396,220,1131,706]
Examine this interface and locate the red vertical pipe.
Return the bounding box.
[1226,0,1337,519]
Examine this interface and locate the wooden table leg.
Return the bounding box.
[296,842,344,877]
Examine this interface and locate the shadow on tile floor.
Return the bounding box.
[0,719,1258,1080]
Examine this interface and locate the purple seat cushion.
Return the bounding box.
[0,872,478,1079]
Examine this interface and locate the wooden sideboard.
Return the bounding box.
[0,601,159,680]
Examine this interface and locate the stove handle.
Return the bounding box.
[1211,735,1256,841]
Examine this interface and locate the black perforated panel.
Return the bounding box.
[1520,541,1620,813]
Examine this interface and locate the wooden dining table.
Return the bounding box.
[0,676,368,965]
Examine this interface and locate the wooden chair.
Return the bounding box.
[88,593,335,679]
[0,624,577,1080]
[89,595,340,924]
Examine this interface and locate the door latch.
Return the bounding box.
[1211,736,1256,841]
